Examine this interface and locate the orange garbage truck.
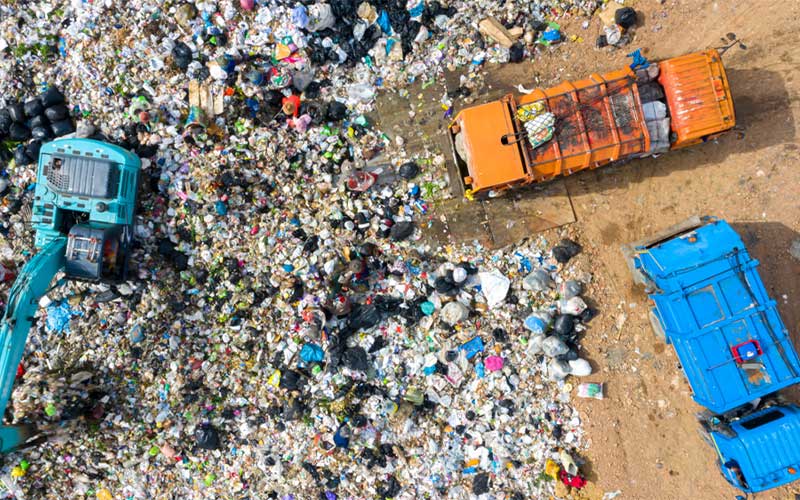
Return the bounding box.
[448,50,735,199]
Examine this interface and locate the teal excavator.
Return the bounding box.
[0,139,140,452]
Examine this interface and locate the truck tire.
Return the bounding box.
[649,309,666,343]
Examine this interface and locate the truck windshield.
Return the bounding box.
[741,409,784,430]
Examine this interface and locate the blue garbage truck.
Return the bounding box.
[623,216,800,493]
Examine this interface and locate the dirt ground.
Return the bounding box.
[377,0,800,498]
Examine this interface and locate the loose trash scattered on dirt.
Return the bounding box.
[0,1,611,498]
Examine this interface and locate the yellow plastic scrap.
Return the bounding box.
[545,458,562,479]
[96,489,113,500]
[268,370,281,387]
[517,102,546,123]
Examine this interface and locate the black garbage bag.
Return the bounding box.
[326,101,348,121]
[7,102,25,123]
[434,275,457,296]
[303,81,321,99]
[172,41,193,69]
[31,126,52,141]
[0,110,11,136]
[50,119,75,137]
[13,147,33,166]
[492,327,508,343]
[9,122,31,141]
[280,370,304,391]
[40,86,66,107]
[398,161,420,179]
[26,140,42,160]
[552,238,582,263]
[390,221,414,241]
[29,114,49,129]
[399,296,426,325]
[615,7,638,29]
[343,346,369,372]
[373,295,402,315]
[195,423,221,450]
[379,475,401,498]
[473,472,491,495]
[579,307,598,323]
[24,98,44,118]
[45,104,69,122]
[509,42,525,63]
[368,335,386,353]
[348,303,381,331]
[553,314,576,337]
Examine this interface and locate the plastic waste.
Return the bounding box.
[479,270,510,308]
[577,383,604,400]
[558,280,582,299]
[559,296,587,316]
[549,359,571,380]
[441,301,469,325]
[542,336,569,357]
[523,268,553,291]
[524,310,551,334]
[569,358,593,377]
[460,337,485,360]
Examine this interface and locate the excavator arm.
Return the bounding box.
[0,237,66,452]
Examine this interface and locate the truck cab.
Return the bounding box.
[712,404,800,493]
[623,216,800,493]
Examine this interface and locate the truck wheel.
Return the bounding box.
[649,309,666,343]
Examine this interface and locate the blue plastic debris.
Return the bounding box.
[628,48,650,70]
[460,336,484,360]
[130,324,145,344]
[408,1,424,18]
[523,314,548,334]
[45,301,80,333]
[542,28,561,42]
[475,362,485,378]
[214,200,228,215]
[377,10,392,35]
[292,5,309,27]
[299,343,325,364]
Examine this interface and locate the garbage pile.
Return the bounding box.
[0,1,608,498]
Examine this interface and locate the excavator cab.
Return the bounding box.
[65,224,130,281]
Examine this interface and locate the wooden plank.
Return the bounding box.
[479,18,516,48]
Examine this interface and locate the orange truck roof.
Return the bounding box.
[658,50,735,146]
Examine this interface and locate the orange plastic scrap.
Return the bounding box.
[658,49,735,147]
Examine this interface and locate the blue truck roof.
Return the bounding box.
[634,217,800,414]
[713,404,800,493]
